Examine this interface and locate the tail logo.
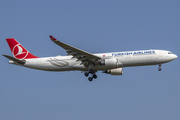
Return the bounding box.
[12,44,28,59]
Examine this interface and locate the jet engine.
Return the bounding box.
[103,68,123,75]
[100,58,118,67]
[100,58,123,67]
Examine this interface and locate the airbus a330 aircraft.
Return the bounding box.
[3,36,177,81]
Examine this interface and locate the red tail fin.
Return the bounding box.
[6,38,39,59]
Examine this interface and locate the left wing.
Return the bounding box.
[49,36,101,65]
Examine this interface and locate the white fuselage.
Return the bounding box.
[10,50,177,71]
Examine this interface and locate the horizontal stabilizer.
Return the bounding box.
[2,54,26,64]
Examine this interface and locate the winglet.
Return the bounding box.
[49,35,57,41]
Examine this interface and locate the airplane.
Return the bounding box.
[3,36,177,81]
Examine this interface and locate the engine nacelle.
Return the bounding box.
[100,58,123,67]
[103,68,123,75]
[100,58,117,67]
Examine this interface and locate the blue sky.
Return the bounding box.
[0,0,180,120]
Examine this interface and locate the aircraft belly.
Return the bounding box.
[43,59,86,71]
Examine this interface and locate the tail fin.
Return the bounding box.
[6,38,39,59]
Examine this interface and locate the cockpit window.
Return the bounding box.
[168,52,172,54]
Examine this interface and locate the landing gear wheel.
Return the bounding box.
[88,77,93,81]
[84,72,89,77]
[89,69,93,73]
[93,74,97,79]
[158,67,161,71]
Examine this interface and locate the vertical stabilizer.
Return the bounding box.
[6,38,39,59]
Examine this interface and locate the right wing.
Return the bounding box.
[49,36,101,65]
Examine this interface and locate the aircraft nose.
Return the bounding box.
[173,54,178,60]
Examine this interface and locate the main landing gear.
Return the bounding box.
[84,69,97,82]
[158,64,162,71]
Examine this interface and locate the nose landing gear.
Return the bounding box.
[158,64,162,71]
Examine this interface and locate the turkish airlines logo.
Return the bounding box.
[12,44,28,59]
